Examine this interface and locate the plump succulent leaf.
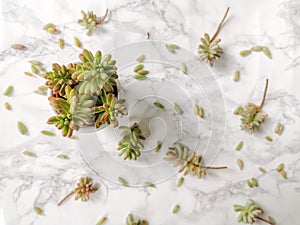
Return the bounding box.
[233,199,263,224]
[240,103,268,132]
[72,49,118,95]
[118,123,145,160]
[94,92,127,128]
[165,142,207,179]
[198,33,223,67]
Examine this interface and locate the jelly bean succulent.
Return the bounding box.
[238,79,269,132]
[165,142,227,179]
[58,177,98,206]
[45,49,127,137]
[198,7,230,66]
[118,123,145,160]
[233,199,275,225]
[78,9,109,35]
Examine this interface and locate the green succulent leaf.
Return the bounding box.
[126,213,148,225]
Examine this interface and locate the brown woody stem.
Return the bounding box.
[201,166,228,170]
[96,9,109,25]
[210,7,230,43]
[255,216,274,225]
[57,191,75,206]
[259,78,269,109]
[192,163,227,170]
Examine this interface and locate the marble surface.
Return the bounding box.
[0,0,300,225]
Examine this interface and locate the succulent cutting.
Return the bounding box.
[198,7,230,66]
[165,142,227,179]
[45,49,127,137]
[77,9,108,35]
[233,199,275,224]
[78,9,109,35]
[57,177,98,206]
[118,123,145,160]
[238,79,269,132]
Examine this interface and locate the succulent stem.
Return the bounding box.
[193,163,228,170]
[57,191,75,206]
[255,216,274,225]
[96,9,109,25]
[201,165,228,170]
[210,7,230,43]
[259,78,269,109]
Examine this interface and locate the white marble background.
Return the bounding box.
[0,0,300,224]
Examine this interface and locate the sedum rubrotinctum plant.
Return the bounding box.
[118,123,145,160]
[234,199,275,225]
[165,142,227,179]
[45,49,127,137]
[238,79,269,132]
[198,7,230,66]
[78,9,109,35]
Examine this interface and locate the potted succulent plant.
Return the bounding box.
[44,49,127,137]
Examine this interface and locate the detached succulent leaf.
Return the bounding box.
[118,123,145,160]
[126,213,148,225]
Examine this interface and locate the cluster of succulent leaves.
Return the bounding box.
[198,33,223,67]
[234,200,264,224]
[238,79,269,133]
[118,123,145,160]
[74,177,98,202]
[78,9,108,35]
[239,103,268,132]
[45,49,127,137]
[57,176,98,206]
[198,7,230,66]
[126,213,148,225]
[165,142,207,179]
